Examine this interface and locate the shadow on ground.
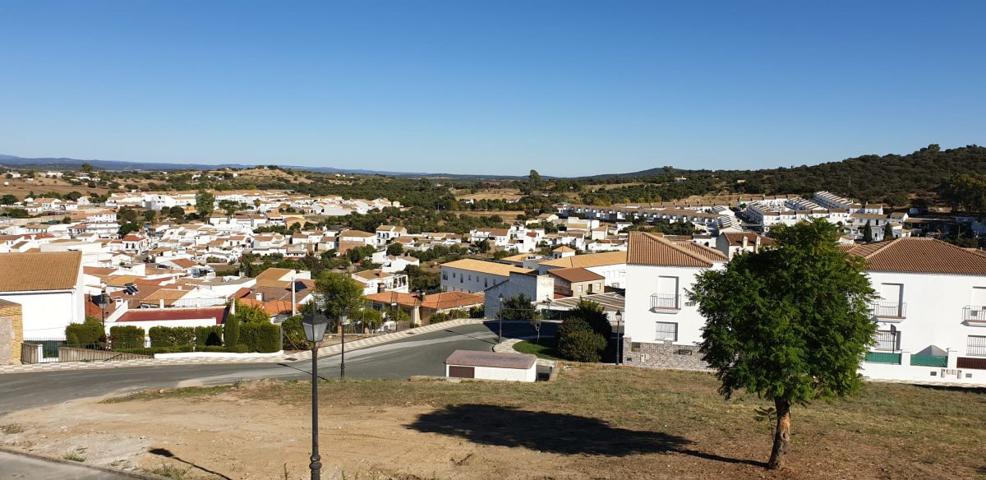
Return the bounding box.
[406,403,766,467]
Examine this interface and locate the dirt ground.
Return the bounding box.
[1,366,984,480]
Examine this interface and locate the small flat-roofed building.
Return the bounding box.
[445,350,537,382]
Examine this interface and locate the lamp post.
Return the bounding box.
[497,293,504,344]
[339,313,349,378]
[615,309,623,365]
[98,286,109,348]
[301,311,329,480]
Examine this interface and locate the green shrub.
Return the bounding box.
[65,318,104,346]
[556,317,606,362]
[223,314,240,347]
[280,316,307,350]
[194,326,223,347]
[225,343,250,353]
[469,305,484,318]
[240,322,281,353]
[109,326,145,350]
[148,326,196,348]
[429,312,451,324]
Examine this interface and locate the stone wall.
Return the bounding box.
[622,337,710,371]
[0,299,24,365]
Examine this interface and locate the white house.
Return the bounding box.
[846,238,986,384]
[536,250,628,289]
[0,251,85,340]
[621,232,727,369]
[440,259,533,293]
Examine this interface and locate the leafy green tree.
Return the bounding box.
[195,190,215,217]
[386,242,404,256]
[497,294,538,321]
[314,271,365,327]
[690,220,875,469]
[0,194,16,205]
[556,317,606,362]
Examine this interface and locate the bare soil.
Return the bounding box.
[1,366,983,480]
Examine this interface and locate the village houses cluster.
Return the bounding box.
[1,177,985,387]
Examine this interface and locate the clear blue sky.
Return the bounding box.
[1,1,983,176]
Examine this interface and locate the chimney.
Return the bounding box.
[159,298,165,308]
[755,235,761,251]
[255,292,263,301]
[742,235,748,249]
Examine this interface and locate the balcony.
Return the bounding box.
[650,294,680,312]
[962,306,986,326]
[870,301,906,320]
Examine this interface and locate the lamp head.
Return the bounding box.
[302,311,330,343]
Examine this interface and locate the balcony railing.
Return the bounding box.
[864,351,901,364]
[962,305,986,324]
[870,301,906,320]
[650,294,680,312]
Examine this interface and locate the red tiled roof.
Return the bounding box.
[845,237,986,276]
[117,307,228,324]
[628,232,726,267]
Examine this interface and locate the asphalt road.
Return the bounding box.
[0,321,553,415]
[0,451,139,479]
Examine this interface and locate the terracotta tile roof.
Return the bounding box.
[628,232,725,267]
[364,291,484,310]
[441,259,532,277]
[547,267,605,283]
[339,229,375,238]
[721,232,774,247]
[238,298,295,316]
[0,251,82,292]
[117,307,227,324]
[553,246,576,253]
[845,237,986,275]
[538,251,627,269]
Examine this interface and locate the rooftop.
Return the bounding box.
[441,259,532,277]
[845,237,986,276]
[0,251,82,293]
[445,350,536,370]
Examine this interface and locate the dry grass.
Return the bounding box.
[107,365,986,479]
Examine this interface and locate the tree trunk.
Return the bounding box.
[767,399,791,470]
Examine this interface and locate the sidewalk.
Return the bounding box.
[0,449,152,480]
[0,319,484,375]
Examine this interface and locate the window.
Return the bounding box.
[968,335,986,357]
[655,322,678,342]
[874,330,900,351]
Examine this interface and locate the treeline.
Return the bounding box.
[572,145,986,208]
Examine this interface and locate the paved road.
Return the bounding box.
[0,451,137,479]
[0,321,552,415]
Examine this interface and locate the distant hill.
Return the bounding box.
[0,154,523,180]
[576,144,986,205]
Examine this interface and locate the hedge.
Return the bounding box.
[66,319,103,346]
[194,326,223,346]
[110,326,145,350]
[148,326,196,348]
[556,317,606,362]
[239,322,281,353]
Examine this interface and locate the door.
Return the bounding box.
[448,366,475,378]
[879,283,903,317]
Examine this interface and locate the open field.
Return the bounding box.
[453,188,524,202]
[0,177,109,198]
[1,365,984,479]
[455,210,525,220]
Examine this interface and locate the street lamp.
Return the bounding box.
[615,309,623,365]
[339,313,349,378]
[497,293,505,343]
[301,311,329,480]
[97,286,109,347]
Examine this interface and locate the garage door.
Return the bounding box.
[448,366,475,378]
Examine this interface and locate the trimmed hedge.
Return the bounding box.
[148,326,196,348]
[239,323,281,353]
[110,325,145,350]
[194,326,223,346]
[66,319,104,346]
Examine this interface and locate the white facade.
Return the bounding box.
[623,264,721,346]
[445,362,537,382]
[0,288,85,340]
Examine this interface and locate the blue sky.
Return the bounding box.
[0,1,983,176]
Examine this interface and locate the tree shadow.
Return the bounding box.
[148,447,234,480]
[407,404,766,467]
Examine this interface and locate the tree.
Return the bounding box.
[529,169,542,191]
[314,271,365,327]
[556,317,606,362]
[690,220,875,469]
[0,194,16,205]
[497,294,538,321]
[863,220,874,243]
[882,222,894,240]
[195,190,215,217]
[81,162,94,174]
[386,242,404,256]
